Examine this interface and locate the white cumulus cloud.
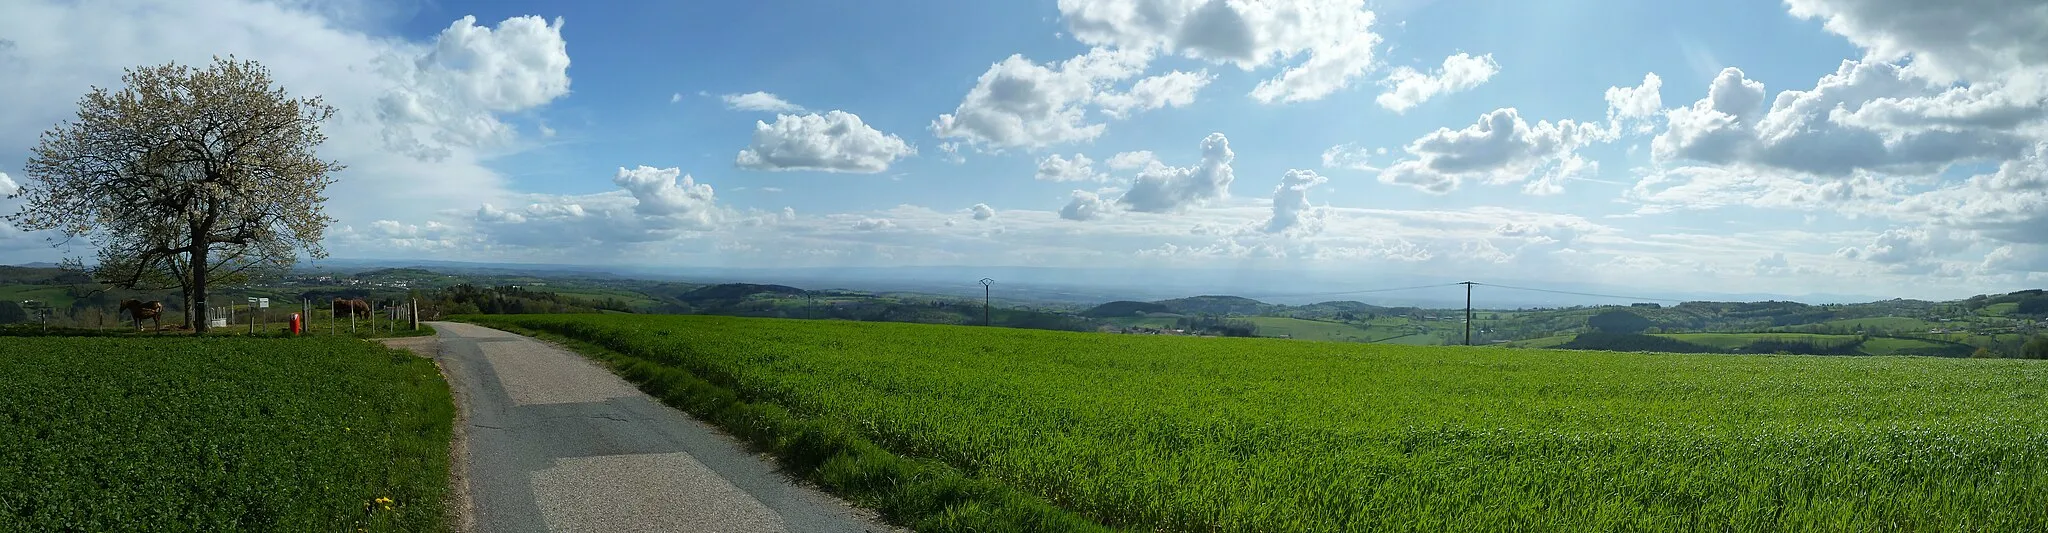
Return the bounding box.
[1376,52,1499,113]
[1118,132,1235,212]
[1605,73,1664,133]
[930,47,1153,151]
[1378,108,1612,194]
[612,166,717,219]
[1060,189,1114,221]
[1783,0,2048,82]
[1096,69,1215,119]
[1035,153,1108,182]
[1058,0,1386,104]
[1264,169,1328,234]
[375,15,572,161]
[1651,62,2029,177]
[1107,151,1157,170]
[736,111,915,173]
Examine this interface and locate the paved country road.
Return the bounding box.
[393,322,895,533]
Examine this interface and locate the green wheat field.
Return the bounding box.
[0,337,453,531]
[469,313,2048,532]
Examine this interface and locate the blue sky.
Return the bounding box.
[1,0,2044,300]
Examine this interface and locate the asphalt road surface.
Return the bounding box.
[413,321,893,533]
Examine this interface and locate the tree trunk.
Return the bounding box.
[180,284,195,329]
[191,245,210,334]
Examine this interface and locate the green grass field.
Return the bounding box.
[1239,317,1447,344]
[468,313,2048,532]
[1656,332,1861,350]
[1503,334,1573,349]
[1817,316,1940,331]
[0,285,72,307]
[0,337,453,531]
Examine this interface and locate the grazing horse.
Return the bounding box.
[331,298,372,319]
[118,299,164,330]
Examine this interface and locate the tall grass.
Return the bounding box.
[0,337,453,531]
[473,313,2048,532]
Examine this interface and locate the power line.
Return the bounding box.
[1472,283,1688,304]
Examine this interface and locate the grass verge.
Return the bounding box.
[0,337,454,531]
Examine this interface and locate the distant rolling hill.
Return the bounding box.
[1156,295,1274,316]
[1080,300,1173,318]
[678,283,806,303]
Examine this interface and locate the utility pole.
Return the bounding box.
[1460,281,1476,345]
[979,278,995,327]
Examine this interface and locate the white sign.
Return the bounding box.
[258,298,269,309]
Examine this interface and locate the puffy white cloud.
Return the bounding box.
[1034,153,1108,182]
[463,165,733,248]
[1835,227,1971,273]
[721,91,805,113]
[1057,0,1384,103]
[1651,62,2031,177]
[1375,52,1499,113]
[929,47,1153,150]
[1264,169,1328,234]
[1626,25,2047,255]
[1835,72,2048,134]
[1060,189,1113,221]
[0,172,16,197]
[1096,69,1215,119]
[736,111,915,173]
[1883,142,2048,244]
[971,203,995,221]
[1377,108,1612,194]
[1605,73,1664,132]
[1107,151,1157,170]
[1783,0,2048,82]
[1753,252,1794,276]
[1493,219,1592,258]
[1651,67,1769,166]
[376,15,572,161]
[1118,132,1236,212]
[852,218,896,231]
[1320,143,1381,171]
[1981,244,2048,273]
[670,92,682,103]
[611,166,717,220]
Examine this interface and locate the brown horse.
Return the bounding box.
[331,298,371,319]
[118,299,164,330]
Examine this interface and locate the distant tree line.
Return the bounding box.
[1560,333,1720,353]
[420,284,617,317]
